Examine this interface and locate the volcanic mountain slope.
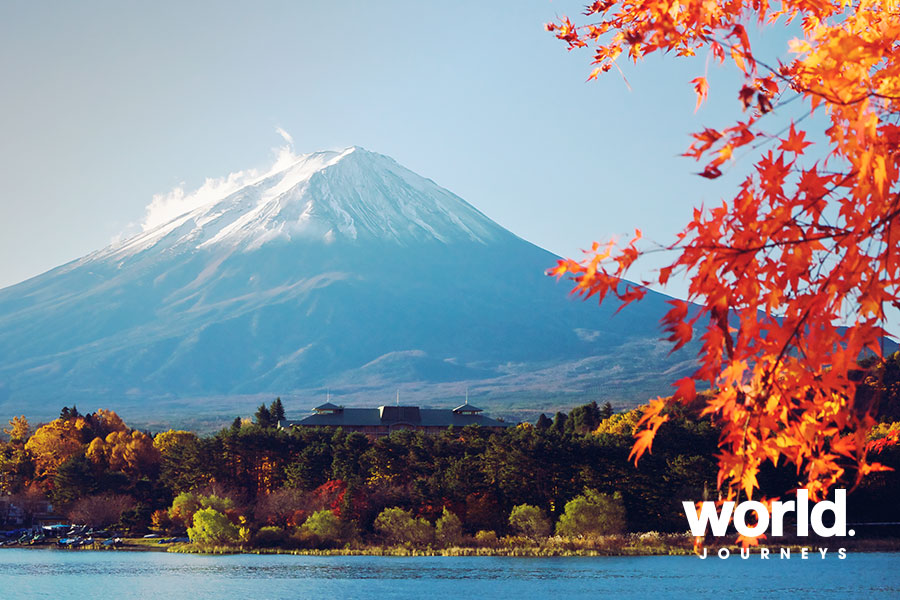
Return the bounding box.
[0,147,696,422]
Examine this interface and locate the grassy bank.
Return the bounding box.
[9,534,900,557]
[166,542,696,557]
[164,534,900,557]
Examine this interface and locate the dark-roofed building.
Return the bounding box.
[279,402,512,438]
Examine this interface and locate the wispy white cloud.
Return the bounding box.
[142,170,256,231]
[141,129,300,231]
[276,126,294,146]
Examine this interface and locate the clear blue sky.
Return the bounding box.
[6,1,890,331]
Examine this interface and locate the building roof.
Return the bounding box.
[379,405,420,423]
[314,402,343,412]
[284,404,510,429]
[453,403,483,413]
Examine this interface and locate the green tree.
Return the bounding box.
[550,411,567,436]
[509,503,551,539]
[169,491,202,529]
[252,525,288,548]
[330,431,370,484]
[374,507,433,546]
[270,398,286,423]
[187,507,240,545]
[600,402,614,420]
[169,491,235,530]
[200,494,235,513]
[156,431,206,495]
[299,509,347,544]
[565,401,602,435]
[52,453,98,505]
[474,529,499,547]
[556,489,626,538]
[254,404,273,428]
[483,426,575,511]
[285,439,332,491]
[117,502,153,536]
[435,507,463,547]
[59,405,80,421]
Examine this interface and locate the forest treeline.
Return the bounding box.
[2,381,899,549]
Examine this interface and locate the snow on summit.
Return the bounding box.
[100,147,503,261]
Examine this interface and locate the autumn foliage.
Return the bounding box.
[86,430,160,476]
[548,0,900,501]
[3,416,31,443]
[25,417,91,483]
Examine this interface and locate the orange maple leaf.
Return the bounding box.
[778,123,812,155]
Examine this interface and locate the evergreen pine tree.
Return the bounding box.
[270,398,286,423]
[254,404,272,428]
[550,411,567,436]
[600,402,613,420]
[53,454,98,505]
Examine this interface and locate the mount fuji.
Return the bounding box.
[0,147,695,425]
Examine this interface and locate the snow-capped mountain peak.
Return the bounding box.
[100,147,504,261]
[0,145,693,422]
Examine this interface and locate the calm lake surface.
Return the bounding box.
[1,549,899,599]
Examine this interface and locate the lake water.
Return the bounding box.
[1,549,899,599]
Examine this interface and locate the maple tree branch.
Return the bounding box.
[552,0,900,500]
[715,39,900,107]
